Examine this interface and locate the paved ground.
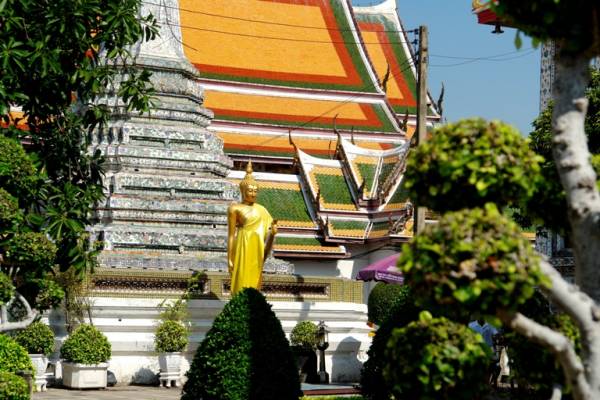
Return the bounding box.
[32,383,359,399]
[33,386,181,400]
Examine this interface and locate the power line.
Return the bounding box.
[430,49,537,67]
[163,21,411,45]
[145,0,418,35]
[430,47,533,61]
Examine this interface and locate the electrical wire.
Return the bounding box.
[162,21,411,45]
[144,0,418,35]
[430,49,536,67]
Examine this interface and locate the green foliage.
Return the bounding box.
[14,322,55,355]
[0,371,29,400]
[0,189,22,231]
[505,292,581,397]
[158,298,189,322]
[524,68,600,232]
[361,285,420,400]
[0,272,14,306]
[0,136,38,201]
[383,313,491,400]
[33,278,64,312]
[404,118,543,213]
[494,1,600,56]
[0,334,33,373]
[182,288,300,400]
[290,321,318,349]
[398,204,547,321]
[6,232,56,270]
[0,0,159,299]
[367,282,411,326]
[60,324,111,364]
[155,320,188,353]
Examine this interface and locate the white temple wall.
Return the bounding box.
[46,296,371,385]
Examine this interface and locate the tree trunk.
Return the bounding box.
[552,52,600,398]
[552,54,600,301]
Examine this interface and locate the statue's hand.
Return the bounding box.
[271,220,278,235]
[228,259,234,274]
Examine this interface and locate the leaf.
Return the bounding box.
[514,30,523,50]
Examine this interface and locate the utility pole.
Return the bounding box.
[414,25,428,236]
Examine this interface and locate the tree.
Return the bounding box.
[0,0,158,331]
[493,3,600,398]
[386,2,600,397]
[524,68,600,232]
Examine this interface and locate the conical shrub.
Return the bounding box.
[182,288,300,400]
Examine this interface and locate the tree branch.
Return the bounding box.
[539,259,597,328]
[498,309,593,400]
[0,292,38,333]
[539,259,600,391]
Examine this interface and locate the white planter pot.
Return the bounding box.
[29,354,48,391]
[158,352,182,388]
[62,362,108,389]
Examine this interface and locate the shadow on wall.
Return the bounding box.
[330,336,363,383]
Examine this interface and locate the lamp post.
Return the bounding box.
[316,320,329,384]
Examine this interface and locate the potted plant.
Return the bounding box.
[155,299,189,387]
[60,324,111,389]
[15,321,55,391]
[289,321,318,383]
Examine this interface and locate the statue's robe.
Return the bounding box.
[230,203,273,295]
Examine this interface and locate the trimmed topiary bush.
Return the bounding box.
[6,232,57,270]
[15,322,55,355]
[182,288,300,400]
[398,204,548,322]
[290,321,318,350]
[0,272,15,306]
[0,334,33,374]
[361,285,420,400]
[60,324,111,364]
[0,371,29,400]
[367,282,411,326]
[383,312,491,400]
[404,118,543,213]
[155,320,188,353]
[0,188,22,230]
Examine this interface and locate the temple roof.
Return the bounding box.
[203,85,400,133]
[353,0,440,119]
[179,0,381,93]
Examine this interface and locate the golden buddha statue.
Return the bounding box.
[227,161,277,295]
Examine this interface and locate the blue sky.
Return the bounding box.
[353,0,541,135]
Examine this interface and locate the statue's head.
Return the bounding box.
[239,161,258,204]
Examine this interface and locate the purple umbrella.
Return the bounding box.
[356,253,403,284]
